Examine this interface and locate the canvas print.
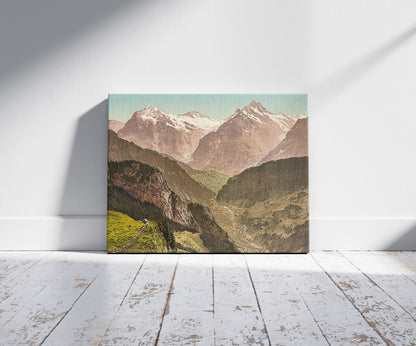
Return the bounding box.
[107,94,308,253]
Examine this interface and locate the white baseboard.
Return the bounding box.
[0,216,106,251]
[310,218,416,251]
[0,216,415,251]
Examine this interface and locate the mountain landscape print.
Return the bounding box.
[107,94,309,253]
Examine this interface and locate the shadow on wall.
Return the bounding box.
[385,223,416,251]
[0,0,137,82]
[310,24,416,110]
[58,100,108,250]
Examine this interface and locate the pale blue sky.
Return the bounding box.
[109,94,307,122]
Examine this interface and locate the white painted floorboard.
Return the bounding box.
[42,254,143,345]
[0,252,107,345]
[101,254,179,345]
[0,252,49,288]
[213,254,269,345]
[279,254,384,345]
[246,255,327,345]
[157,254,214,345]
[341,251,416,320]
[312,251,416,345]
[0,251,415,345]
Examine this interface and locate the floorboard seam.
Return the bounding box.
[0,252,51,289]
[154,255,180,346]
[212,255,216,346]
[119,255,148,307]
[0,260,74,330]
[39,268,102,345]
[279,256,331,346]
[310,252,389,345]
[339,251,416,322]
[244,255,272,346]
[98,255,148,344]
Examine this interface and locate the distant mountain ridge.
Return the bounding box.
[108,120,125,133]
[258,118,308,165]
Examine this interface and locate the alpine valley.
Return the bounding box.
[107,97,309,254]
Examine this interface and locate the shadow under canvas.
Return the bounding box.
[58,100,108,250]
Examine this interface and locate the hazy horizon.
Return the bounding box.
[109,94,307,122]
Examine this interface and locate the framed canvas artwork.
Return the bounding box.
[107,94,308,253]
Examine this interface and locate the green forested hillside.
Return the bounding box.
[217,157,308,208]
[178,162,230,194]
[237,189,309,253]
[108,131,308,253]
[107,211,170,253]
[108,130,214,203]
[215,157,309,253]
[174,231,209,253]
[189,170,229,194]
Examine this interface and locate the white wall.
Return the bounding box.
[0,0,415,250]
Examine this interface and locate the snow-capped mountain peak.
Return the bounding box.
[228,101,298,131]
[229,101,268,124]
[132,106,220,133]
[246,100,267,113]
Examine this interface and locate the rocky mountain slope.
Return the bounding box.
[189,101,299,175]
[258,118,308,165]
[108,184,191,233]
[108,160,195,226]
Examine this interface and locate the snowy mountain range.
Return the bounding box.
[116,106,220,162]
[110,101,306,174]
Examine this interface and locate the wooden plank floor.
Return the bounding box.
[0,252,415,345]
